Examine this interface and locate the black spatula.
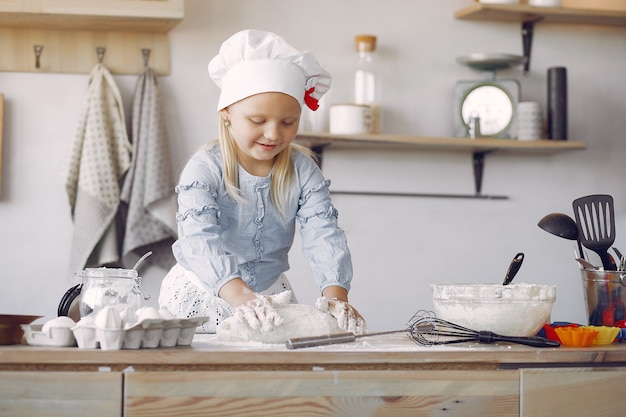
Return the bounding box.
[572,194,616,270]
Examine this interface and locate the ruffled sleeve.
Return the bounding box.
[172,147,240,295]
[295,153,353,293]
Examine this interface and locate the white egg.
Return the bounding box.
[94,306,123,329]
[42,316,76,333]
[77,315,96,326]
[120,307,139,328]
[159,308,175,320]
[136,306,161,320]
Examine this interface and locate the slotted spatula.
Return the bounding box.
[572,194,616,270]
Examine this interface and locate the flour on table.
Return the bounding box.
[216,303,342,344]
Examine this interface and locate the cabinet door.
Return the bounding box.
[521,367,626,417]
[0,371,122,417]
[125,370,519,417]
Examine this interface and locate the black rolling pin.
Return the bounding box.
[285,324,434,349]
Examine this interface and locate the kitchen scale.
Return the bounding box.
[453,53,526,139]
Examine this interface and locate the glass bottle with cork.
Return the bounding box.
[353,34,380,133]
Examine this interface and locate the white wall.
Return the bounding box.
[1,0,625,331]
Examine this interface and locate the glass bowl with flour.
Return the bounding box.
[431,283,556,337]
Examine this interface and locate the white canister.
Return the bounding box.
[329,104,373,134]
[528,0,562,7]
[479,0,519,4]
[516,101,543,140]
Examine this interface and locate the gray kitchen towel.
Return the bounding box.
[62,63,131,275]
[120,65,177,269]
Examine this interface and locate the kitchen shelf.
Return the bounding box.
[455,3,626,26]
[296,132,586,154]
[455,2,626,73]
[0,0,184,75]
[296,132,586,200]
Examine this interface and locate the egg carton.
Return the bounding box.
[21,324,77,347]
[21,317,209,350]
[72,317,210,350]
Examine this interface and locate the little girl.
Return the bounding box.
[159,30,365,334]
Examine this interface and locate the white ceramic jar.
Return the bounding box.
[479,0,519,4]
[329,104,373,134]
[529,0,562,6]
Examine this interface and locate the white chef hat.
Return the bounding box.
[208,30,331,111]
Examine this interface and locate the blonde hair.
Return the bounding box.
[218,116,316,214]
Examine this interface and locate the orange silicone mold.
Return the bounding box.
[554,326,598,347]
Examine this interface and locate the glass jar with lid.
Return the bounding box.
[353,34,380,133]
[78,267,150,317]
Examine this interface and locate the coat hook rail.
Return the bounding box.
[96,46,106,64]
[33,45,44,69]
[142,48,151,67]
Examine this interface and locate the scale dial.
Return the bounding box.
[459,81,515,137]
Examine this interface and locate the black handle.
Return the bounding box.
[497,335,560,348]
[286,332,356,349]
[477,331,559,348]
[503,252,524,285]
[599,252,617,271]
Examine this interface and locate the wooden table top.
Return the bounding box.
[1,333,625,371]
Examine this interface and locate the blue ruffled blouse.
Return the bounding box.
[172,142,352,296]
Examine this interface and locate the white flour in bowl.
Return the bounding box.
[431,283,556,336]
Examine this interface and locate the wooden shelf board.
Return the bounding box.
[0,0,184,33]
[296,132,586,155]
[0,1,183,74]
[455,3,626,26]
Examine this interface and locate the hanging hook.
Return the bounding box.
[96,46,106,64]
[141,48,151,68]
[33,45,44,69]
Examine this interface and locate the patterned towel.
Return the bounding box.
[62,63,131,274]
[120,65,177,269]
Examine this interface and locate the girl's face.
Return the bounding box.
[222,92,301,176]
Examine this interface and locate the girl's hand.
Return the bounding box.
[232,291,292,332]
[315,297,367,335]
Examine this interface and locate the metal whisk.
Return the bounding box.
[406,310,560,348]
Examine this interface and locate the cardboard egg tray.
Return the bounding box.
[22,317,209,350]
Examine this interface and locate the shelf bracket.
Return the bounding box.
[472,151,493,197]
[521,18,543,76]
[522,21,534,76]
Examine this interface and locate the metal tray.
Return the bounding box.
[456,53,526,71]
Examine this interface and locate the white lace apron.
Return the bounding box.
[158,263,298,333]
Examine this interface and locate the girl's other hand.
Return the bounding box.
[233,291,292,332]
[315,297,367,335]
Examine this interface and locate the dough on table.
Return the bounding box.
[216,303,342,344]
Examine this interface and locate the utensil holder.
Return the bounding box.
[580,269,626,326]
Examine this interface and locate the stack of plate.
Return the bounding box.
[516,101,543,140]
